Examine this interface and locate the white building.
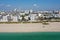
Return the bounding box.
[1,12,5,15]
[20,12,25,16]
[38,13,42,17]
[38,11,44,13]
[59,11,60,14]
[0,15,2,22]
[17,15,22,21]
[30,9,33,13]
[12,16,18,22]
[1,16,8,22]
[29,13,37,21]
[25,10,29,14]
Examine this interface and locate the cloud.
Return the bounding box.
[0,4,11,7]
[33,4,37,7]
[6,4,11,7]
[33,4,40,8]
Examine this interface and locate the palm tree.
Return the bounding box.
[20,14,29,22]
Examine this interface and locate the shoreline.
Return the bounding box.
[0,22,60,32]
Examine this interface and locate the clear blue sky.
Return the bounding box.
[0,0,60,11]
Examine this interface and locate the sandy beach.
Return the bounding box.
[0,22,60,32]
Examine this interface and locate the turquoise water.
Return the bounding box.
[0,32,60,40]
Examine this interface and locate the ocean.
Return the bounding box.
[0,32,60,40]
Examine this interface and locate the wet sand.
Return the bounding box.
[0,22,60,32]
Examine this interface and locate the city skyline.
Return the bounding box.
[0,0,60,11]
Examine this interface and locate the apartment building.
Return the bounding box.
[0,10,60,22]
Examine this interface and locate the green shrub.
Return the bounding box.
[42,22,49,25]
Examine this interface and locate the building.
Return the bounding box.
[1,15,8,22]
[17,15,22,22]
[20,12,25,16]
[12,16,18,22]
[25,10,29,14]
[59,11,60,14]
[29,13,38,21]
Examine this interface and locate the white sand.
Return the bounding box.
[0,22,60,32]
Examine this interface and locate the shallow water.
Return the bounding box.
[0,32,60,40]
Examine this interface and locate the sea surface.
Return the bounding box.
[0,32,60,40]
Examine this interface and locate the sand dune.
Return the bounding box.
[0,22,60,32]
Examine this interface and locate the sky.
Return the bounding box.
[0,0,60,11]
